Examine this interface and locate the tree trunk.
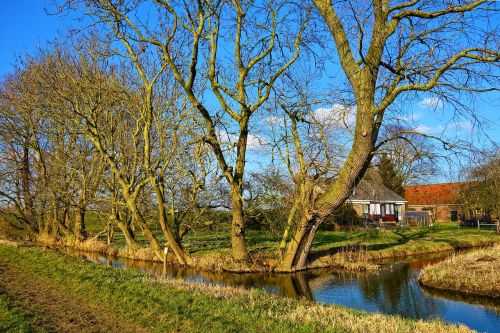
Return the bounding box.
[127,205,164,259]
[151,180,192,265]
[50,197,69,238]
[20,144,37,233]
[279,101,376,271]
[109,208,138,249]
[125,196,190,265]
[74,207,87,240]
[230,184,247,261]
[106,219,114,245]
[279,212,319,271]
[116,221,139,250]
[279,198,299,253]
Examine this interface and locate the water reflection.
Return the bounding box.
[60,248,500,332]
[302,267,430,317]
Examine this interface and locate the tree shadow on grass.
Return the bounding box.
[308,228,435,262]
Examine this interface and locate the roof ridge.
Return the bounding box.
[404,182,466,188]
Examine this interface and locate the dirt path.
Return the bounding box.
[0,261,150,333]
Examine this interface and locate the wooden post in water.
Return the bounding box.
[162,247,169,278]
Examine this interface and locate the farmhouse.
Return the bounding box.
[347,180,406,224]
[404,183,465,222]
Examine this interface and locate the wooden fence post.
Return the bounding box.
[162,247,169,278]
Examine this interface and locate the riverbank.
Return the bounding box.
[306,225,500,270]
[418,244,500,298]
[7,223,500,273]
[0,244,472,333]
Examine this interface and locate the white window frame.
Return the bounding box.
[370,203,381,215]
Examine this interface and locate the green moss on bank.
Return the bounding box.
[0,245,472,333]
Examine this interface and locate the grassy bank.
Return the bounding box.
[118,223,500,271]
[7,221,500,272]
[0,294,32,332]
[81,212,499,257]
[0,245,472,333]
[418,244,500,298]
[307,224,500,270]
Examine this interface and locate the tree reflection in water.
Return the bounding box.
[355,263,443,318]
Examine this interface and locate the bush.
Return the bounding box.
[321,204,362,230]
[0,214,27,240]
[245,207,288,232]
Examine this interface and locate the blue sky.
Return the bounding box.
[1,1,498,183]
[0,1,73,74]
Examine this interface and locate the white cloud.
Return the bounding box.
[311,104,356,129]
[414,124,444,135]
[395,112,421,122]
[263,115,284,125]
[456,120,473,131]
[247,133,267,150]
[262,104,356,130]
[216,130,267,151]
[419,97,444,109]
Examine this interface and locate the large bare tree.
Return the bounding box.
[278,0,499,270]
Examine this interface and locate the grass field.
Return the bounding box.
[6,212,500,271]
[0,244,472,333]
[68,215,500,271]
[85,213,500,257]
[419,244,500,298]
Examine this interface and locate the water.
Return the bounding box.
[61,249,500,332]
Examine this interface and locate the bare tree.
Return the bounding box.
[376,134,439,186]
[26,47,193,263]
[278,0,499,270]
[0,73,41,238]
[458,151,500,219]
[57,0,310,261]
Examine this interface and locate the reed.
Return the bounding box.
[418,244,500,298]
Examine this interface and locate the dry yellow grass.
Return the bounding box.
[36,234,118,257]
[418,245,500,298]
[307,245,379,271]
[118,246,159,261]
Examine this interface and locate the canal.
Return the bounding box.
[61,249,500,332]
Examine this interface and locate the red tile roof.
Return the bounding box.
[404,183,465,205]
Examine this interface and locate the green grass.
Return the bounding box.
[310,223,500,257]
[0,245,472,333]
[0,293,35,333]
[84,212,281,254]
[184,223,500,260]
[82,215,500,268]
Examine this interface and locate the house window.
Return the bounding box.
[386,204,394,215]
[396,205,402,220]
[362,204,369,216]
[370,203,381,215]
